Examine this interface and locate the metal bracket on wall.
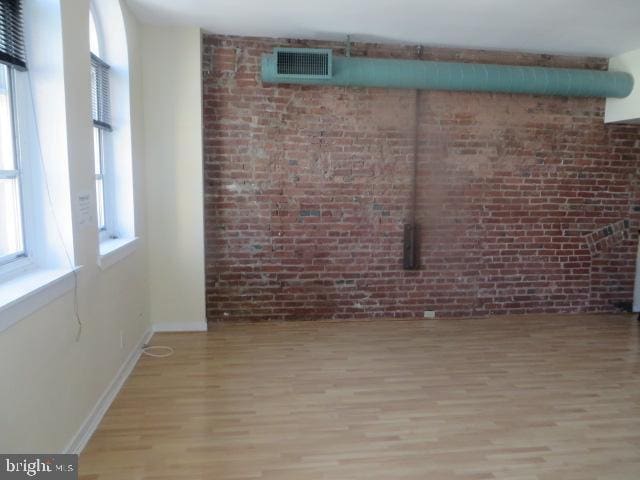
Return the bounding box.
[403,223,417,269]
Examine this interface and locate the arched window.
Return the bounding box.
[90,5,109,232]
[89,0,135,252]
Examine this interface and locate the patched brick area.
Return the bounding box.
[202,35,640,321]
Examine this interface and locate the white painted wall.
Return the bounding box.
[605,48,640,124]
[0,2,206,453]
[606,49,640,308]
[141,25,206,332]
[0,0,150,452]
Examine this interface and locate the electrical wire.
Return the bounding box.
[141,345,174,358]
[24,70,83,341]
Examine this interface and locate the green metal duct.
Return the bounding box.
[261,49,634,98]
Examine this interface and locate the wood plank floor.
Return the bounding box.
[80,314,640,479]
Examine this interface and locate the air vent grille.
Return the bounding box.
[274,48,332,79]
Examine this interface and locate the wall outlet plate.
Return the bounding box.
[423,310,436,319]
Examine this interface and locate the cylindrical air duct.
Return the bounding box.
[262,53,634,98]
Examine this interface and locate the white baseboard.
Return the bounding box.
[63,321,206,453]
[152,321,207,332]
[64,327,153,454]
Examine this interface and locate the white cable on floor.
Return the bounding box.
[141,345,174,358]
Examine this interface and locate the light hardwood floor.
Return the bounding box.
[80,314,640,479]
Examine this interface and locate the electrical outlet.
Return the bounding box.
[423,310,436,319]
[119,330,125,349]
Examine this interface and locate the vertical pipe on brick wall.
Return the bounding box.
[403,46,422,271]
[412,46,422,226]
[411,89,419,226]
[633,236,640,315]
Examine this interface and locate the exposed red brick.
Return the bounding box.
[202,34,640,321]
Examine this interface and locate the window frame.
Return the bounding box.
[91,0,138,260]
[93,125,106,232]
[0,0,84,332]
[89,4,116,242]
[0,64,29,272]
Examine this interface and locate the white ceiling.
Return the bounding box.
[126,0,640,57]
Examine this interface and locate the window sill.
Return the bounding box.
[0,267,80,333]
[98,237,139,270]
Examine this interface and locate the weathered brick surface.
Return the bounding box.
[202,34,640,321]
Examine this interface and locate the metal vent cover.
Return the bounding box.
[274,48,332,79]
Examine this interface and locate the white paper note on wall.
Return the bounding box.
[76,190,95,228]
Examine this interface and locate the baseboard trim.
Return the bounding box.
[64,327,153,454]
[152,321,207,332]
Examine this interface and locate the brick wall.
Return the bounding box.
[202,34,640,321]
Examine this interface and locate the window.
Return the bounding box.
[89,0,136,263]
[0,0,28,271]
[89,6,112,238]
[1,0,80,330]
[0,63,25,267]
